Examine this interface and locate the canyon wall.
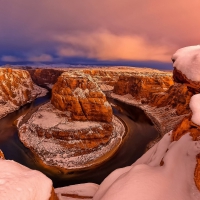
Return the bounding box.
[0,68,46,119]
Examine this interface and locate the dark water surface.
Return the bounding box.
[0,95,158,188]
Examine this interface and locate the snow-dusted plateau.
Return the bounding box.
[1,45,200,199]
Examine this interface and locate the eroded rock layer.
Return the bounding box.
[0,68,46,119]
[51,71,112,122]
[113,73,173,100]
[18,103,125,169]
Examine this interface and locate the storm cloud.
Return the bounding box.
[0,0,200,68]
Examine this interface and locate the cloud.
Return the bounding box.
[1,56,22,62]
[1,54,53,63]
[0,0,200,65]
[56,31,176,62]
[28,54,53,62]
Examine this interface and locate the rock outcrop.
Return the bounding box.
[18,71,125,171]
[0,68,47,119]
[0,159,58,200]
[150,83,192,115]
[173,67,200,93]
[51,71,113,122]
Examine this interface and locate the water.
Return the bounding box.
[0,95,158,188]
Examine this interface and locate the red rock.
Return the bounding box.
[173,67,200,93]
[113,73,173,100]
[51,71,113,122]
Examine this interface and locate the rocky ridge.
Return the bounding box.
[0,68,47,119]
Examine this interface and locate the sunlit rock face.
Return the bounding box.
[0,68,46,119]
[173,67,200,93]
[51,71,113,122]
[113,73,173,100]
[18,71,125,170]
[28,68,64,89]
[83,69,121,86]
[150,83,193,115]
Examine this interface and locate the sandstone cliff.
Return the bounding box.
[0,68,47,119]
[51,71,113,122]
[113,72,173,100]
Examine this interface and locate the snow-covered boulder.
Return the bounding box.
[172,45,200,93]
[0,159,57,200]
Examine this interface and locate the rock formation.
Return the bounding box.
[113,72,173,100]
[51,71,113,122]
[0,159,58,200]
[0,68,47,119]
[18,71,125,170]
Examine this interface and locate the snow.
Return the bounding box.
[0,159,52,200]
[172,45,200,82]
[100,84,114,92]
[93,132,200,200]
[190,94,200,126]
[55,183,99,200]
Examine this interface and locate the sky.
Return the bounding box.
[0,0,200,69]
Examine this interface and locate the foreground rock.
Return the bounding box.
[0,68,47,119]
[0,159,58,200]
[18,71,125,171]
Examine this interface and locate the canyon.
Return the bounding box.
[0,45,200,199]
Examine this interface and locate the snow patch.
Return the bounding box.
[0,159,52,200]
[93,133,200,200]
[172,45,200,82]
[190,94,200,126]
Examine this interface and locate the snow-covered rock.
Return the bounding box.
[93,133,200,200]
[0,159,54,200]
[55,183,99,200]
[190,94,200,126]
[18,102,125,170]
[172,45,200,82]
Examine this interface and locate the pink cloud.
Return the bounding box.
[56,31,176,62]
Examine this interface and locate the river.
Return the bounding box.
[0,94,158,188]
